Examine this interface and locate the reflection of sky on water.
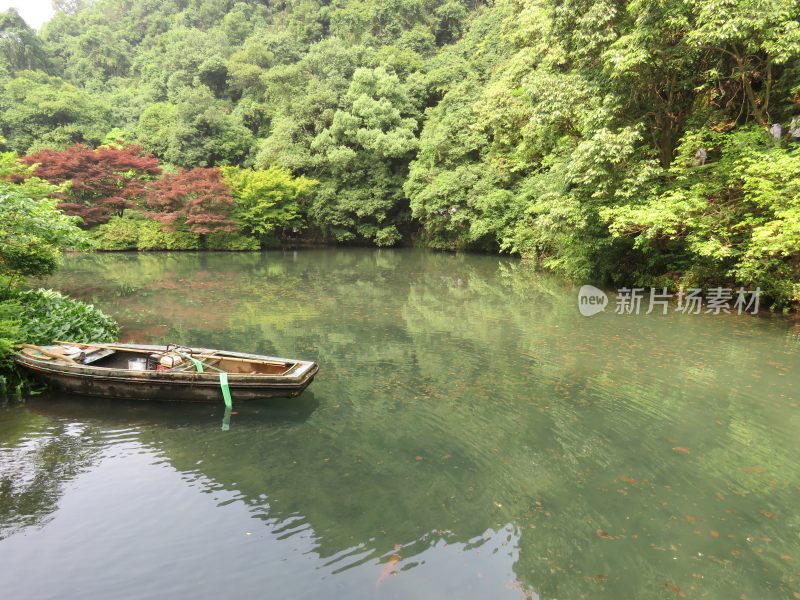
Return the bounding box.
[0,434,530,600]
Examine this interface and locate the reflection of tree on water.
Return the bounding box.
[0,411,102,540]
[39,249,800,598]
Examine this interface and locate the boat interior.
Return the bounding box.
[25,346,296,376]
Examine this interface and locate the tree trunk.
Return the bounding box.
[737,52,769,132]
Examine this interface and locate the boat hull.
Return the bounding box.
[15,343,318,403]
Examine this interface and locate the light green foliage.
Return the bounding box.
[405,0,800,306]
[0,298,22,394]
[137,219,200,251]
[92,214,260,252]
[405,81,501,250]
[254,37,370,173]
[222,166,317,238]
[91,215,139,250]
[688,0,800,130]
[602,128,800,306]
[133,102,177,160]
[227,35,274,98]
[135,26,228,97]
[101,128,128,147]
[0,168,117,390]
[92,215,200,251]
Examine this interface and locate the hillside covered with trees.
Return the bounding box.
[1,0,799,307]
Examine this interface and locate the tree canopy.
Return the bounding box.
[0,154,86,281]
[0,0,798,306]
[25,144,161,226]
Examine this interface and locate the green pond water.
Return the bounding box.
[1,249,799,599]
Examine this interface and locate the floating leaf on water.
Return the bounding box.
[686,515,696,524]
[672,447,690,455]
[596,529,617,540]
[741,466,764,474]
[665,582,686,597]
[618,474,637,485]
[759,509,776,519]
[710,530,720,538]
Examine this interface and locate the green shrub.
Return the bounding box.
[164,229,200,250]
[136,219,200,250]
[135,219,172,250]
[221,165,316,237]
[93,216,200,251]
[206,231,261,251]
[92,216,140,250]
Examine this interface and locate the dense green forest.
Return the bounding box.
[1,0,799,307]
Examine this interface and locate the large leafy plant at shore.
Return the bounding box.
[12,289,119,346]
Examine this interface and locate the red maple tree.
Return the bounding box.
[145,168,239,239]
[24,144,161,226]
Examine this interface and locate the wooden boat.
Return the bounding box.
[15,342,318,403]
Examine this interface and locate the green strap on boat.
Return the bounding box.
[187,355,231,409]
[219,371,232,409]
[186,355,231,408]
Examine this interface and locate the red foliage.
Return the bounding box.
[145,168,238,235]
[24,144,161,226]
